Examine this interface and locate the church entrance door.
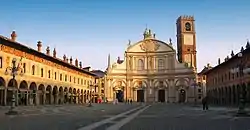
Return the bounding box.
[137,90,144,102]
[116,90,124,102]
[179,89,186,103]
[158,90,165,102]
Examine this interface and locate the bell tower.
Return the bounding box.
[176,15,197,71]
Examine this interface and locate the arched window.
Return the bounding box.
[32,65,35,75]
[137,59,144,70]
[65,75,67,81]
[158,59,165,70]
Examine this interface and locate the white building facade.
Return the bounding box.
[105,28,196,103]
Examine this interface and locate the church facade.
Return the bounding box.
[105,16,198,103]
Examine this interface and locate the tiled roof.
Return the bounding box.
[0,35,97,77]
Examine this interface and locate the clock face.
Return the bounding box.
[185,22,191,31]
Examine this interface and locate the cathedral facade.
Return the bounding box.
[105,16,198,103]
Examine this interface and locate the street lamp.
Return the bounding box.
[5,57,24,115]
[230,52,250,116]
[87,81,93,107]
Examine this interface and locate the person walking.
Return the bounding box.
[202,96,209,111]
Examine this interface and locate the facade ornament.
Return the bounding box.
[218,58,221,64]
[241,46,244,52]
[140,40,160,52]
[246,39,250,49]
[53,48,56,58]
[169,38,173,46]
[128,40,131,46]
[75,58,78,67]
[63,54,66,61]
[46,46,50,55]
[11,31,17,41]
[70,56,73,64]
[231,50,234,57]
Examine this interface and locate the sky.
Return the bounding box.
[0,0,249,72]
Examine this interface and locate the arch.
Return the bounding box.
[38,84,45,91]
[59,87,63,94]
[19,80,28,90]
[46,85,52,92]
[0,77,6,87]
[111,80,127,88]
[29,82,37,91]
[69,87,73,93]
[81,89,83,94]
[132,79,148,89]
[153,80,169,89]
[77,89,80,94]
[175,78,189,87]
[7,79,18,88]
[64,87,68,92]
[84,90,86,94]
[53,86,58,95]
[73,88,76,94]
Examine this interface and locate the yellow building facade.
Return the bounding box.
[0,31,97,106]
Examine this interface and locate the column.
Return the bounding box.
[4,88,7,106]
[144,88,147,102]
[43,93,46,105]
[165,89,168,103]
[155,89,158,102]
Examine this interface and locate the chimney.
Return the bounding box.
[75,58,78,67]
[11,31,17,41]
[79,62,82,68]
[46,46,50,55]
[63,54,66,61]
[70,56,73,64]
[53,48,56,58]
[37,41,42,52]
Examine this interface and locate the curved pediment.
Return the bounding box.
[127,38,175,53]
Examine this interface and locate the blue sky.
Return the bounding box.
[0,0,249,72]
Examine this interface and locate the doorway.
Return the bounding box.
[137,90,144,102]
[179,89,186,103]
[158,90,165,102]
[116,90,124,102]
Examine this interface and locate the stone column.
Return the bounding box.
[4,88,7,106]
[165,89,168,103]
[155,89,158,102]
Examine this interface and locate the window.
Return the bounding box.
[137,59,144,70]
[187,48,190,52]
[41,68,43,77]
[60,74,62,81]
[70,76,72,82]
[81,79,83,85]
[55,72,57,80]
[74,77,76,83]
[78,78,80,84]
[32,65,35,75]
[202,76,206,80]
[65,75,67,81]
[0,57,2,68]
[158,59,164,70]
[48,70,51,78]
[84,80,86,85]
[23,63,26,73]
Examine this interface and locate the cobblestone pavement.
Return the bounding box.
[0,103,141,130]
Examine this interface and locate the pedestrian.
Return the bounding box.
[130,99,132,104]
[202,96,209,111]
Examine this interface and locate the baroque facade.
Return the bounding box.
[105,16,198,103]
[0,31,97,106]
